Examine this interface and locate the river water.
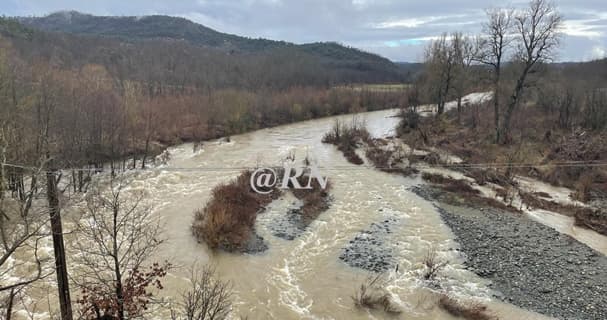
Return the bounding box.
[103,109,554,320]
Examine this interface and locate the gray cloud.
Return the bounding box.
[3,0,606,62]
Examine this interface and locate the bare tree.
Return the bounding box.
[424,34,457,115]
[501,0,562,143]
[0,161,53,319]
[74,175,168,320]
[172,265,233,320]
[475,7,514,143]
[451,33,475,123]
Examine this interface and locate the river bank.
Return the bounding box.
[412,185,607,320]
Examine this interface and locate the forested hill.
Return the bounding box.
[18,11,283,51]
[15,11,402,84]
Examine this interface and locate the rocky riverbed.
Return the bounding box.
[413,185,607,320]
[339,216,399,272]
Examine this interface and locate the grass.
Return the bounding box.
[574,208,607,236]
[352,274,401,315]
[191,170,279,252]
[438,295,497,320]
[364,141,419,177]
[290,174,332,224]
[398,102,607,203]
[322,119,371,165]
[518,191,580,216]
[421,173,480,195]
[422,246,448,280]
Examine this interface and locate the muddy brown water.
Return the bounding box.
[9,109,557,319]
[116,109,553,319]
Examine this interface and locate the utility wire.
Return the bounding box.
[4,160,607,173]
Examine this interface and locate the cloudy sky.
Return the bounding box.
[2,0,606,62]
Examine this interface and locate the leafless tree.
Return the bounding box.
[501,0,562,143]
[451,33,475,123]
[0,160,53,319]
[74,175,168,320]
[475,7,514,143]
[171,265,233,320]
[424,34,457,115]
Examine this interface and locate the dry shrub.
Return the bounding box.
[422,246,448,280]
[365,146,392,169]
[177,265,233,320]
[422,152,443,165]
[290,176,332,223]
[575,208,607,236]
[352,274,401,315]
[421,173,480,195]
[323,119,370,165]
[573,172,594,202]
[192,171,279,251]
[463,168,512,187]
[438,295,497,320]
[519,191,579,216]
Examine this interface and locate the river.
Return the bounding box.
[100,108,556,320]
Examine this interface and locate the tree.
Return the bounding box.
[34,65,74,320]
[451,33,475,123]
[501,0,562,143]
[0,162,53,320]
[171,265,233,320]
[424,34,457,115]
[74,175,169,319]
[475,7,514,142]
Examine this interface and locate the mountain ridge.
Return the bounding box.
[17,11,395,65]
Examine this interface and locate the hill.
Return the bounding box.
[17,11,402,82]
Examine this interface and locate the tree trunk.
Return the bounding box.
[5,288,15,320]
[501,74,527,144]
[493,69,501,144]
[456,96,462,124]
[141,136,150,170]
[112,206,125,320]
[46,164,73,320]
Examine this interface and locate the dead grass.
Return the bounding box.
[352,274,401,315]
[574,208,607,236]
[421,173,480,195]
[364,141,419,177]
[519,191,580,217]
[323,119,370,165]
[398,103,607,201]
[422,246,448,280]
[191,170,279,252]
[438,294,497,320]
[290,175,332,224]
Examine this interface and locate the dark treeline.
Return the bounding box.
[0,24,408,177]
[3,15,406,90]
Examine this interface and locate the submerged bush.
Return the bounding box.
[438,294,497,320]
[192,171,279,252]
[322,119,370,165]
[352,274,401,315]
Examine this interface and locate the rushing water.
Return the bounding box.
[94,109,554,320]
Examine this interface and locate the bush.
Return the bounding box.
[438,295,497,320]
[422,246,447,280]
[575,208,607,236]
[352,274,401,315]
[322,119,370,165]
[191,171,279,252]
[174,265,233,320]
[421,173,480,195]
[290,175,332,223]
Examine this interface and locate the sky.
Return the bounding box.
[2,0,606,62]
